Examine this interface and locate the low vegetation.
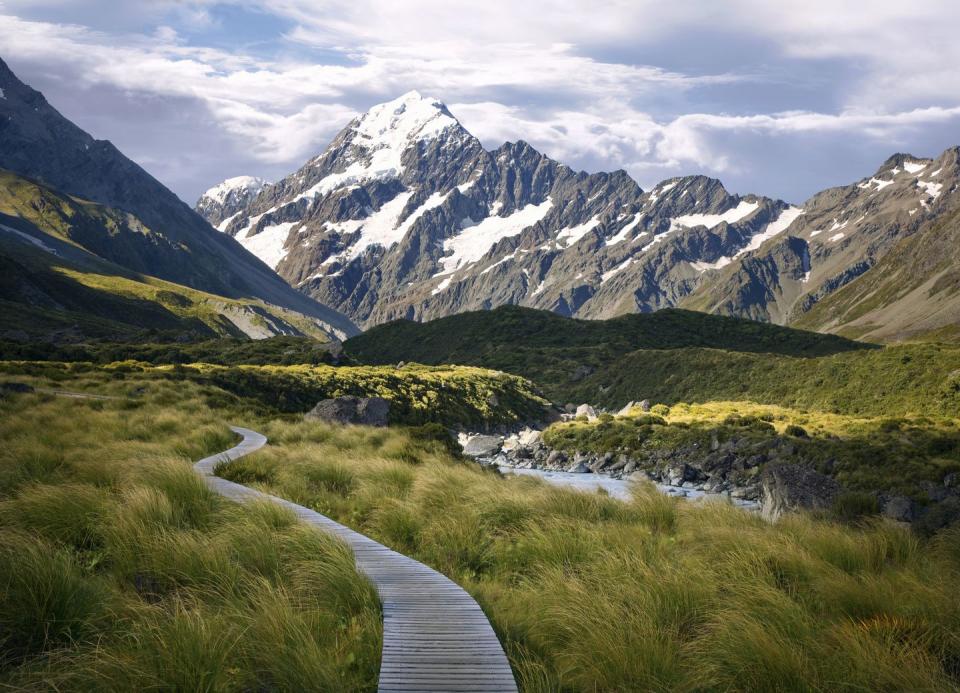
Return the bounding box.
[1,358,549,427]
[348,308,960,417]
[0,376,381,690]
[5,362,960,691]
[215,415,960,692]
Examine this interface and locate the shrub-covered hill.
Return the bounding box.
[345,305,868,366]
[3,360,550,429]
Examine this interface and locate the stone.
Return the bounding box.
[305,396,390,427]
[882,495,914,523]
[945,472,959,488]
[639,399,651,412]
[760,462,841,522]
[570,462,591,473]
[517,428,543,447]
[462,434,504,457]
[546,449,567,467]
[616,401,636,416]
[575,403,597,421]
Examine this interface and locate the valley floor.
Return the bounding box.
[3,366,959,691]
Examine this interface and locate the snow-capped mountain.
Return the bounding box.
[200,91,794,327]
[196,176,268,229]
[683,149,960,337]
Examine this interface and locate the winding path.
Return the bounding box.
[195,426,518,693]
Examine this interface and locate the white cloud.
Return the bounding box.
[1,1,959,202]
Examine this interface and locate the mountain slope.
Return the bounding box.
[200,92,795,328]
[342,306,960,420]
[0,56,357,339]
[682,150,960,334]
[0,169,342,341]
[791,204,960,341]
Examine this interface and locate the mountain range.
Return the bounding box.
[197,91,959,341]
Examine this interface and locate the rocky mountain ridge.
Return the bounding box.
[199,91,960,339]
[199,92,797,328]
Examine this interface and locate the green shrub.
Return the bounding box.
[785,424,809,438]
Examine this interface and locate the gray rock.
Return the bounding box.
[639,399,651,412]
[305,396,390,427]
[760,462,841,522]
[616,401,636,416]
[575,404,597,421]
[462,434,504,457]
[882,495,914,523]
[945,472,959,488]
[570,462,591,474]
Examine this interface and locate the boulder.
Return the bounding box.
[305,396,390,427]
[760,462,841,522]
[639,399,651,412]
[616,401,637,417]
[462,434,503,457]
[882,495,914,523]
[575,404,597,421]
[517,428,543,447]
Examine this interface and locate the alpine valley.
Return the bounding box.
[198,91,959,341]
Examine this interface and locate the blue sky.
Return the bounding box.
[2,1,959,205]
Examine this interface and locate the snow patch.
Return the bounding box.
[300,92,458,199]
[237,222,297,269]
[903,160,927,174]
[431,276,452,295]
[0,87,5,99]
[325,191,415,260]
[436,198,553,276]
[734,206,804,257]
[601,256,637,282]
[0,224,60,256]
[918,180,943,199]
[828,232,846,243]
[556,216,600,247]
[690,257,732,273]
[216,212,240,233]
[857,177,894,192]
[669,200,759,230]
[604,215,641,246]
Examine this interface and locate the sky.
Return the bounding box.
[2,1,959,205]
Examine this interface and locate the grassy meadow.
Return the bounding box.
[0,374,381,691]
[3,364,960,691]
[216,415,960,691]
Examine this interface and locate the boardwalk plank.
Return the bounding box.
[195,426,517,693]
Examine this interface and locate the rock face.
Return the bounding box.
[305,396,390,426]
[196,176,268,229]
[197,91,960,340]
[0,58,357,341]
[198,92,793,329]
[760,462,841,522]
[685,150,960,340]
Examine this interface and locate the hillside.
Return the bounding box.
[0,173,344,342]
[344,306,877,403]
[791,206,960,341]
[0,58,357,340]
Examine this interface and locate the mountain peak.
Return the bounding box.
[201,175,267,205]
[354,91,459,147]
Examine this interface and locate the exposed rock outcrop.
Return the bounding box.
[305,396,390,426]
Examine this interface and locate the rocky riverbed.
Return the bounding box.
[458,428,763,510]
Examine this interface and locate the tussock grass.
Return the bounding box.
[217,415,960,691]
[0,376,381,690]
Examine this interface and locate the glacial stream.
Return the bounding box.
[501,466,760,510]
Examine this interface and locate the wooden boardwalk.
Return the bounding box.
[195,426,518,693]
